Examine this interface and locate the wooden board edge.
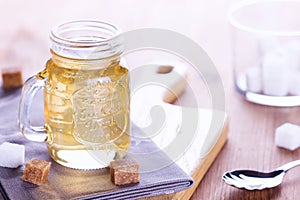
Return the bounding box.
[142,117,229,200]
[172,117,229,199]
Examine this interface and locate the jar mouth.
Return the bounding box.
[50,20,123,59]
[50,20,121,47]
[228,0,300,36]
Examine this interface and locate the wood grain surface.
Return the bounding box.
[189,77,300,200]
[1,1,300,199]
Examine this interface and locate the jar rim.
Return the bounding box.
[49,20,123,60]
[228,0,300,36]
[50,20,122,48]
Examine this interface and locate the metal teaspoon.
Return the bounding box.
[222,160,300,190]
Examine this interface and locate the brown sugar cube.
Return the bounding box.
[110,158,140,186]
[22,158,51,185]
[156,65,174,74]
[1,67,23,89]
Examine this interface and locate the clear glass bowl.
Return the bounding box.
[228,0,300,106]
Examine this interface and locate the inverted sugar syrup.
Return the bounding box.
[44,53,130,169]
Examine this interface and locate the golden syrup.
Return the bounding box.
[44,57,130,169]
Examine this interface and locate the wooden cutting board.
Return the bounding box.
[130,64,228,200]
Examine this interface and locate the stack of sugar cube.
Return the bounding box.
[0,142,52,185]
[246,39,300,96]
[275,123,300,151]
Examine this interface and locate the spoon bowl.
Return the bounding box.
[222,169,285,190]
[222,160,300,190]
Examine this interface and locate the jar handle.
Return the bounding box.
[18,69,48,142]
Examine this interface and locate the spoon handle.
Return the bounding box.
[276,160,300,172]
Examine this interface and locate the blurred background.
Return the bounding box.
[0,0,236,86]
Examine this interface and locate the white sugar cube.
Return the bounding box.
[285,40,300,53]
[258,37,279,56]
[284,41,300,71]
[246,66,262,93]
[275,123,300,151]
[262,50,289,96]
[289,72,300,96]
[0,142,25,168]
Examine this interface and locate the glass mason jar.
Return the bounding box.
[19,20,130,169]
[228,0,300,106]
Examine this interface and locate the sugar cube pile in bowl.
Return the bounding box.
[246,40,300,96]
